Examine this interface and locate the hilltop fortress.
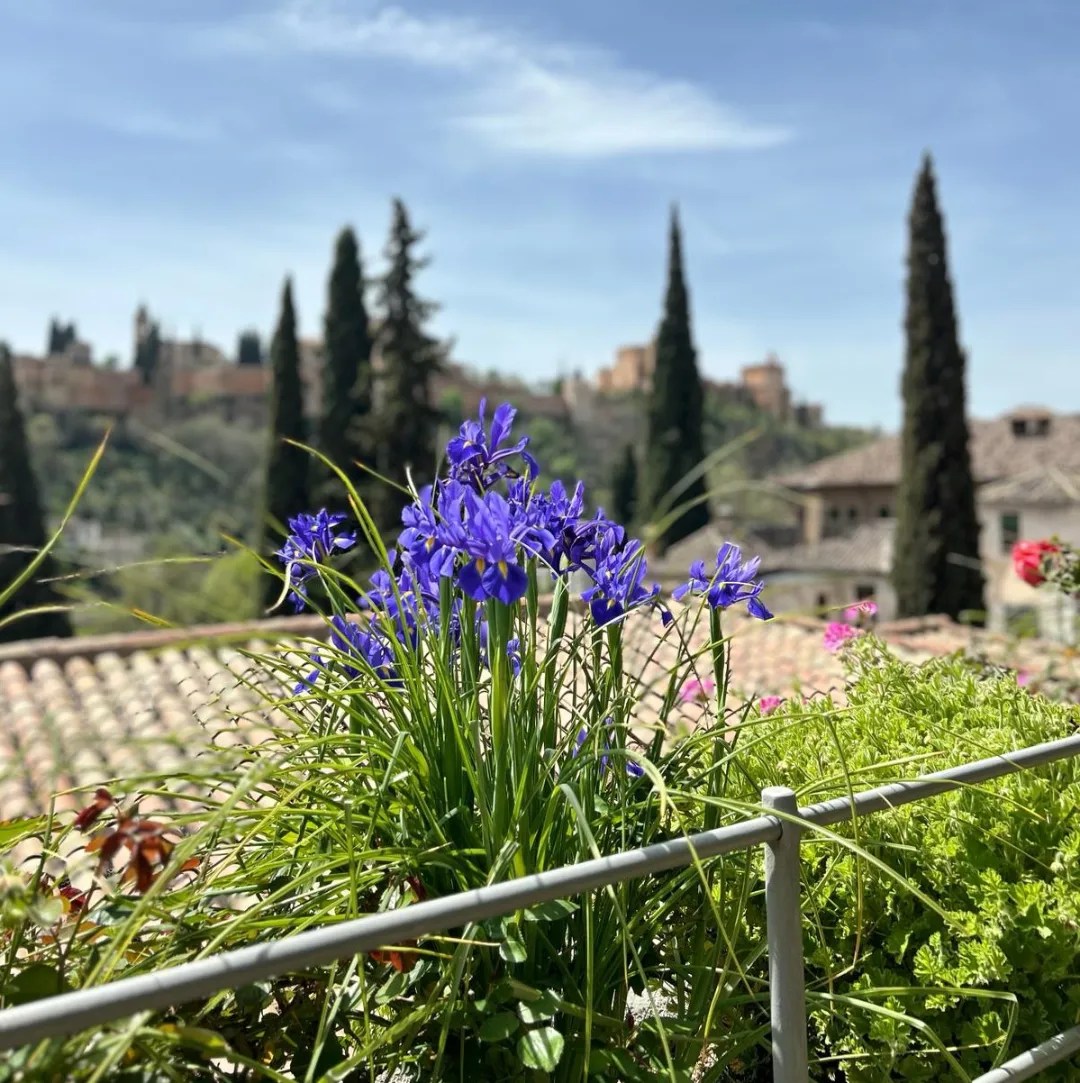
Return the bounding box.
[11,308,823,430]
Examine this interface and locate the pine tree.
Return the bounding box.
[0,345,72,641]
[262,279,309,606]
[317,227,373,509]
[640,206,711,553]
[372,199,446,535]
[611,443,638,528]
[892,154,985,620]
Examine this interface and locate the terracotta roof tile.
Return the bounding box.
[0,611,1075,826]
[777,413,1080,490]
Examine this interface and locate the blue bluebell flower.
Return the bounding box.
[445,400,539,491]
[672,542,773,621]
[275,510,357,611]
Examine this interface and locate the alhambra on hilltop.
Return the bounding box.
[10,306,823,431]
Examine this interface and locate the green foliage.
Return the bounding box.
[747,638,1080,1079]
[371,199,447,534]
[318,226,373,510]
[641,207,710,552]
[30,413,264,557]
[892,155,984,620]
[71,548,262,634]
[0,345,71,641]
[2,576,1078,1079]
[262,278,308,604]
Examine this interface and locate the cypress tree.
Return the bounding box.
[892,154,985,620]
[134,321,162,386]
[0,345,72,641]
[317,227,372,509]
[262,279,309,606]
[372,199,446,535]
[237,330,263,366]
[640,206,711,553]
[611,443,638,527]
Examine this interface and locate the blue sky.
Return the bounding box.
[1,0,1078,428]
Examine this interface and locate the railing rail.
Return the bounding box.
[3,733,1080,1079]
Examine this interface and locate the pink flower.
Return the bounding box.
[758,695,784,716]
[680,677,716,704]
[844,599,878,623]
[1016,669,1031,687]
[823,621,860,653]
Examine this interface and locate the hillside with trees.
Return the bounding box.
[11,202,873,636]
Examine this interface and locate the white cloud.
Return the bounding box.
[211,1,791,157]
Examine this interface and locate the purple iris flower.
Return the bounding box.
[672,542,773,621]
[457,489,553,605]
[398,483,463,579]
[295,615,399,692]
[476,618,523,677]
[579,533,659,626]
[573,719,646,778]
[359,562,439,648]
[445,400,539,491]
[329,616,399,684]
[274,510,357,611]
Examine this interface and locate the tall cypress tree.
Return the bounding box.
[372,199,446,535]
[892,154,985,620]
[611,443,638,528]
[262,279,309,606]
[640,206,710,553]
[317,227,372,509]
[0,345,72,641]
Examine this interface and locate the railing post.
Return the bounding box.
[763,786,809,1083]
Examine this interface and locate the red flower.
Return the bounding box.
[1012,540,1060,587]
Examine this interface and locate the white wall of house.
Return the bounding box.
[765,571,897,622]
[979,503,1080,642]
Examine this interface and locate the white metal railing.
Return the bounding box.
[3,733,1080,1080]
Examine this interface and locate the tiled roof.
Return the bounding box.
[777,413,1080,490]
[0,613,1075,824]
[651,527,780,584]
[765,520,894,576]
[978,467,1080,507]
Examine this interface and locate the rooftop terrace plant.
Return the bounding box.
[2,402,1077,1081]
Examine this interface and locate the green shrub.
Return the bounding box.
[742,637,1080,1080]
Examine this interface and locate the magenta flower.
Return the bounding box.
[758,695,784,715]
[679,677,716,704]
[1016,669,1032,687]
[843,599,878,623]
[823,621,860,653]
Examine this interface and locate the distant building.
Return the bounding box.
[765,407,1080,639]
[591,343,823,427]
[740,354,791,422]
[596,343,657,394]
